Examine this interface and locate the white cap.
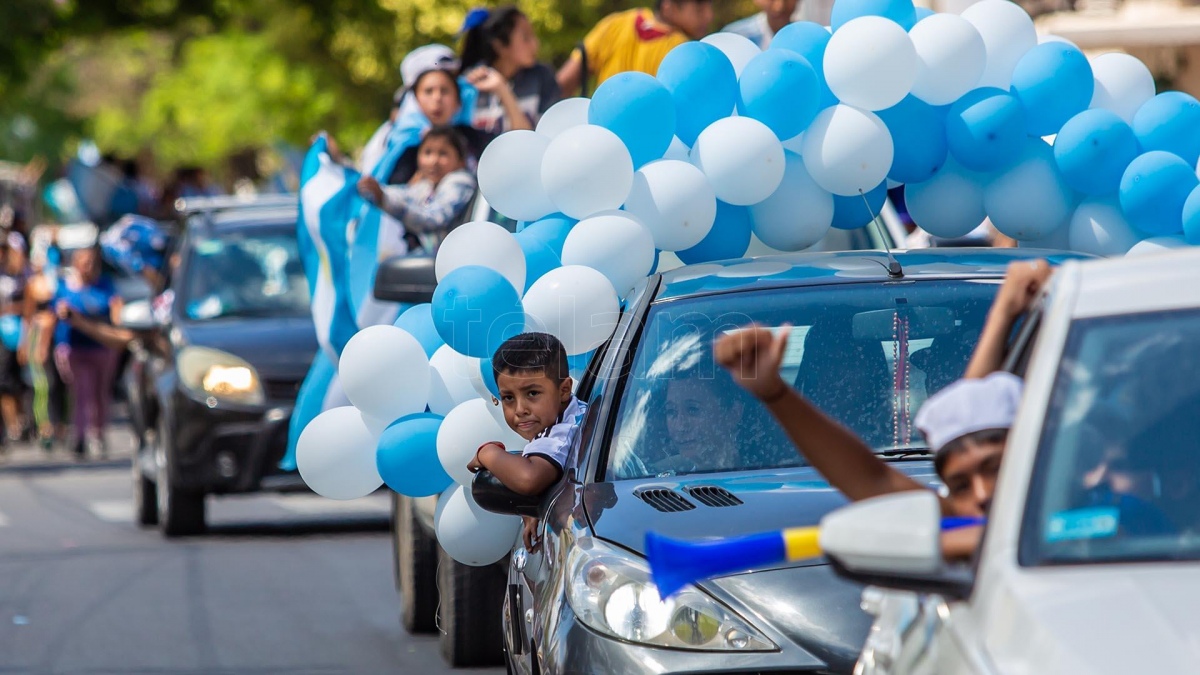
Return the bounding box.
[400,44,460,90]
[914,372,1024,455]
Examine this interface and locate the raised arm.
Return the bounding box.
[380,173,476,235]
[715,326,928,503]
[468,443,560,497]
[964,259,1052,379]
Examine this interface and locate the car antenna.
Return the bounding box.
[860,189,903,279]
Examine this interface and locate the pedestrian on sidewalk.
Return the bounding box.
[0,233,30,449]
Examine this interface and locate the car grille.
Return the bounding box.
[684,485,744,508]
[635,488,696,512]
[263,379,301,402]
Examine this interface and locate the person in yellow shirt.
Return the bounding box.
[556,0,714,96]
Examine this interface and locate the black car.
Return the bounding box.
[125,199,317,536]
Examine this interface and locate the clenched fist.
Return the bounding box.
[714,325,792,403]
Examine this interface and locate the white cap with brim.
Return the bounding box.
[914,372,1024,455]
[400,44,461,91]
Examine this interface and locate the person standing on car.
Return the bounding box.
[459,6,561,134]
[52,246,123,460]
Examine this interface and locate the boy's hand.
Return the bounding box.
[714,324,791,402]
[467,442,505,474]
[357,176,384,204]
[522,516,541,552]
[993,259,1052,320]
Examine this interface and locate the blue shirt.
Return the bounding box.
[55,275,118,349]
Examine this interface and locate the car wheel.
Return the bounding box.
[394,494,438,633]
[156,417,206,538]
[132,439,158,527]
[437,546,506,667]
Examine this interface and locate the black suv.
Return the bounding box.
[125,196,318,536]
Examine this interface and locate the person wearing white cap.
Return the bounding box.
[715,260,1054,559]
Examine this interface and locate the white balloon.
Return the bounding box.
[361,411,393,437]
[428,345,479,416]
[825,17,918,111]
[435,221,526,294]
[542,125,634,219]
[435,484,522,566]
[536,97,591,139]
[1068,198,1144,257]
[1126,236,1189,257]
[1039,33,1078,48]
[905,159,987,238]
[749,151,834,251]
[477,131,556,222]
[961,0,1037,89]
[802,105,894,196]
[1089,52,1156,124]
[561,211,656,296]
[623,161,717,252]
[700,32,761,77]
[339,325,430,423]
[689,117,785,206]
[437,398,525,486]
[524,266,620,356]
[781,131,805,154]
[296,406,382,500]
[908,14,986,106]
[663,136,691,162]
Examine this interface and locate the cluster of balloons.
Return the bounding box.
[297,0,1200,566]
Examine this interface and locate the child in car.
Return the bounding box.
[467,333,588,548]
[356,125,477,253]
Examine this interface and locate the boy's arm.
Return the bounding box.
[964,259,1052,379]
[469,443,560,497]
[715,326,931,504]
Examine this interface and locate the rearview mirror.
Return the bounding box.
[118,299,158,331]
[471,470,541,518]
[853,306,957,340]
[373,254,437,304]
[821,491,975,599]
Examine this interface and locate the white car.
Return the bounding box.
[820,247,1200,675]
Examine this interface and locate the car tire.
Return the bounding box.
[437,546,506,667]
[156,417,206,538]
[394,494,438,634]
[133,443,158,527]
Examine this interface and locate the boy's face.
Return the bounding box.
[497,369,573,441]
[416,136,464,184]
[939,437,1006,518]
[662,0,714,40]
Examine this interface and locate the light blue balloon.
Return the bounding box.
[515,214,575,292]
[984,139,1077,241]
[1053,109,1140,197]
[946,88,1027,173]
[431,265,524,358]
[913,6,935,22]
[737,50,819,141]
[831,182,887,230]
[568,350,595,383]
[479,357,501,398]
[678,201,752,264]
[831,0,917,31]
[1120,151,1198,236]
[1010,43,1094,137]
[1183,186,1200,245]
[656,42,738,147]
[1132,91,1200,168]
[904,161,988,239]
[770,22,837,109]
[877,96,948,184]
[589,71,676,168]
[394,304,444,358]
[376,413,451,497]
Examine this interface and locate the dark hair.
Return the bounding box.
[412,68,461,101]
[460,6,527,71]
[421,125,470,162]
[492,332,570,384]
[934,428,1009,475]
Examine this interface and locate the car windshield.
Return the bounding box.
[1020,309,1200,566]
[606,280,999,480]
[181,227,309,321]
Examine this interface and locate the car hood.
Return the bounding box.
[584,463,940,558]
[985,563,1200,674]
[177,317,318,382]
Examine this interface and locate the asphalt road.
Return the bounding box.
[0,431,502,675]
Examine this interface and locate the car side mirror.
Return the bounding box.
[118,299,158,331]
[820,491,974,600]
[471,470,542,518]
[373,254,437,304]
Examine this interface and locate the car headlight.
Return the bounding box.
[566,536,776,651]
[177,346,264,405]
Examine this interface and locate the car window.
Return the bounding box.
[1020,308,1200,566]
[181,227,309,321]
[606,280,999,480]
